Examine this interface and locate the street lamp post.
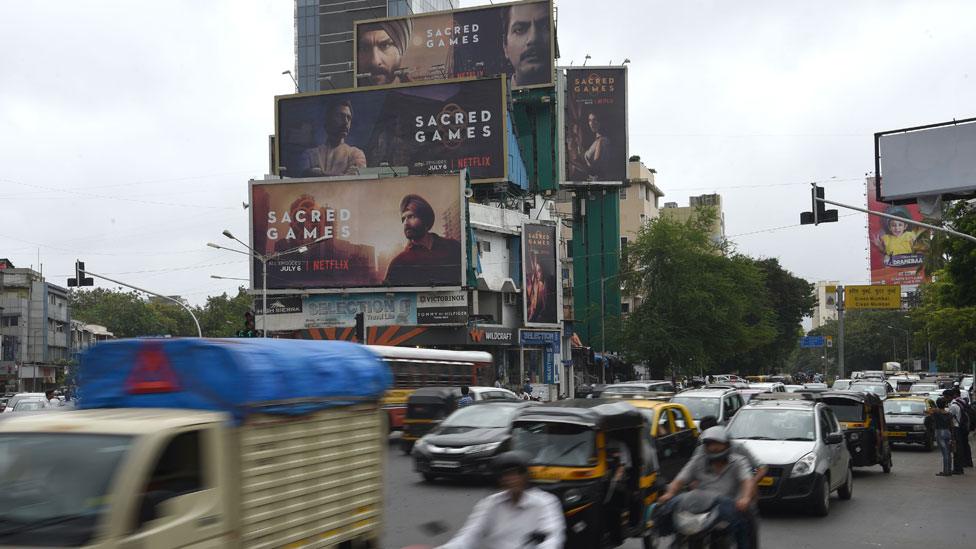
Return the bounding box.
[208,231,324,337]
[887,325,911,367]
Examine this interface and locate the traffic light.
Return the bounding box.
[237,311,257,337]
[800,185,838,225]
[67,260,94,287]
[354,312,365,344]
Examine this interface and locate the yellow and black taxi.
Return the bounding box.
[512,400,660,549]
[401,386,460,454]
[884,396,936,451]
[820,390,893,473]
[606,394,700,482]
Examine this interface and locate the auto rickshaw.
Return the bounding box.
[401,386,460,454]
[820,390,892,473]
[511,399,661,549]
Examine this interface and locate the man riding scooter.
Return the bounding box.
[655,426,757,548]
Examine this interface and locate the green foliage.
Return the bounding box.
[618,207,783,378]
[798,310,911,375]
[70,286,253,338]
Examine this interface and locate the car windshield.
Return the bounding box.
[727,408,816,441]
[512,422,595,467]
[885,401,927,415]
[826,402,865,422]
[671,396,720,419]
[910,384,938,394]
[851,383,887,398]
[0,434,133,547]
[12,400,46,412]
[441,405,518,428]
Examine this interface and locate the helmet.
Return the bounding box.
[700,426,730,445]
[493,451,530,475]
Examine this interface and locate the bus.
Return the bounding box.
[367,345,494,432]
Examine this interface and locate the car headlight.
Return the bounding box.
[848,432,860,441]
[563,488,584,506]
[791,451,817,477]
[466,441,503,455]
[414,438,429,451]
[914,425,926,432]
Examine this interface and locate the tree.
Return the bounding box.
[795,310,911,376]
[619,207,776,378]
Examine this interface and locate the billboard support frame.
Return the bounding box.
[874,116,976,204]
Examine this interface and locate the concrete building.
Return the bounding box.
[812,280,840,330]
[660,193,726,245]
[618,160,665,314]
[294,0,457,92]
[0,266,71,390]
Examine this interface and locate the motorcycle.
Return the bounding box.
[660,491,737,549]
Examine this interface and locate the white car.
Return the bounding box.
[1,393,46,413]
[749,382,786,393]
[468,387,519,401]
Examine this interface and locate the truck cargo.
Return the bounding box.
[0,338,391,548]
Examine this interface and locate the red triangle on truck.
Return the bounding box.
[125,343,181,394]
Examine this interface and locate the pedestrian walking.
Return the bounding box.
[930,397,955,476]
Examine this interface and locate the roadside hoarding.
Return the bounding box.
[354,0,554,90]
[276,77,508,182]
[845,285,902,310]
[875,117,976,203]
[868,178,929,288]
[250,174,464,291]
[522,222,558,326]
[562,66,628,184]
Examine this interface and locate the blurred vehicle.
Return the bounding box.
[884,396,936,451]
[672,387,745,428]
[0,338,391,549]
[961,376,974,396]
[802,383,829,394]
[413,400,535,481]
[10,398,47,412]
[738,388,765,403]
[582,384,609,398]
[909,383,941,399]
[512,400,661,549]
[863,370,887,381]
[468,386,520,401]
[602,380,676,396]
[831,379,852,391]
[887,376,915,393]
[784,385,806,393]
[0,397,7,412]
[849,380,893,400]
[749,382,786,393]
[1,392,46,414]
[372,346,493,433]
[401,387,460,454]
[728,393,852,516]
[622,398,699,482]
[820,391,893,473]
[769,374,793,384]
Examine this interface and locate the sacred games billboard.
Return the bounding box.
[562,66,628,184]
[250,174,465,291]
[354,0,554,90]
[276,78,507,182]
[522,222,558,327]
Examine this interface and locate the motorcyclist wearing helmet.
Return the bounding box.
[437,451,565,549]
[656,426,756,548]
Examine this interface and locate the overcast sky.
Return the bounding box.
[1,0,973,305]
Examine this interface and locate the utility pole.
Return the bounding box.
[837,285,845,379]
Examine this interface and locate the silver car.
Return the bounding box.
[726,396,853,516]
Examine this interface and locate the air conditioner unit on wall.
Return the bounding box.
[503,293,518,306]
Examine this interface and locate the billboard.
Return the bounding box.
[868,178,929,288]
[522,222,558,326]
[562,67,628,184]
[276,78,507,182]
[876,117,976,202]
[250,174,464,291]
[354,0,554,90]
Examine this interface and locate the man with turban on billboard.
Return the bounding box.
[301,100,367,177]
[357,19,413,86]
[384,194,462,287]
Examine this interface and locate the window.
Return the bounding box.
[134,431,204,530]
[621,302,630,314]
[49,294,56,305]
[645,188,651,202]
[0,316,17,327]
[480,240,491,253]
[619,188,627,200]
[621,237,628,248]
[671,408,689,430]
[566,239,573,258]
[657,411,672,436]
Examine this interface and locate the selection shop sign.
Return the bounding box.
[304,291,467,328]
[845,284,902,310]
[800,336,825,349]
[520,329,561,384]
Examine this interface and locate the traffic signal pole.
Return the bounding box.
[813,190,976,243]
[837,285,845,380]
[77,268,202,337]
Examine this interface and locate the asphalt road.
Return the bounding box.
[382,435,976,549]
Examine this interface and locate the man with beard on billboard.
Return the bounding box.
[501,2,552,88]
[300,100,367,177]
[384,194,462,286]
[356,19,412,86]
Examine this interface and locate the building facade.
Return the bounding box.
[812,280,840,330]
[660,193,726,245]
[294,0,457,93]
[0,267,71,390]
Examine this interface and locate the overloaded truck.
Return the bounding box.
[0,338,391,548]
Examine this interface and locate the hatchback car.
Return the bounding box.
[1,393,46,413]
[413,400,534,481]
[671,387,745,427]
[884,397,935,451]
[727,395,852,516]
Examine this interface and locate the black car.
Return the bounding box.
[413,401,534,481]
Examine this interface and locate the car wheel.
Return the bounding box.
[837,467,853,500]
[811,476,830,516]
[882,451,892,474]
[924,431,934,452]
[422,472,437,483]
